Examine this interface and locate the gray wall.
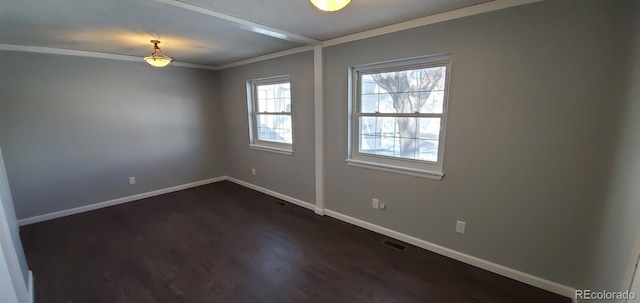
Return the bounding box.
[323,0,631,288]
[1,0,638,294]
[587,0,640,294]
[0,52,226,219]
[219,51,316,204]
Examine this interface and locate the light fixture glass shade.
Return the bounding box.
[144,56,172,68]
[310,0,351,12]
[144,40,173,68]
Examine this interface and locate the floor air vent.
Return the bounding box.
[382,239,407,251]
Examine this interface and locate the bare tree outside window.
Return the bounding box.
[358,65,446,161]
[349,56,450,178]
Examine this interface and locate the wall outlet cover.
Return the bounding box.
[456,220,466,234]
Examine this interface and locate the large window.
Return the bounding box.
[247,75,293,155]
[347,55,451,179]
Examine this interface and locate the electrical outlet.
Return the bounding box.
[252,168,256,176]
[129,176,136,185]
[379,202,386,210]
[456,220,466,234]
[372,198,379,209]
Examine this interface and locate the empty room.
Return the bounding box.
[1,0,639,302]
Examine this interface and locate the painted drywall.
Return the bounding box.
[0,52,225,219]
[323,0,631,288]
[586,0,640,296]
[219,51,315,204]
[0,0,636,296]
[0,147,28,302]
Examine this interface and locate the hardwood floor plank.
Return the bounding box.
[20,181,569,303]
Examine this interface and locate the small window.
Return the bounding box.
[247,75,293,155]
[347,55,451,179]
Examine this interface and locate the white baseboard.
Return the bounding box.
[17,176,227,226]
[28,270,33,303]
[323,209,576,299]
[225,177,316,211]
[17,175,575,300]
[220,178,574,299]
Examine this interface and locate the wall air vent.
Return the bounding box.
[382,239,407,251]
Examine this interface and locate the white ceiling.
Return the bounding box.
[0,0,493,67]
[181,0,491,40]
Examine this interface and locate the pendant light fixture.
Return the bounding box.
[310,0,351,12]
[144,40,173,68]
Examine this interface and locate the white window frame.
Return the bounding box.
[346,55,451,180]
[246,75,293,155]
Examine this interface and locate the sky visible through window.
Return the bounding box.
[358,66,446,162]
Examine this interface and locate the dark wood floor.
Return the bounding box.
[21,181,569,303]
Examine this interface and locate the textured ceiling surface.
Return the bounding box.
[0,0,302,66]
[0,0,493,66]
[179,0,492,40]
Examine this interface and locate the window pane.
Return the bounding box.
[353,117,440,161]
[359,116,376,136]
[354,58,449,168]
[378,135,397,157]
[357,116,442,161]
[418,66,446,113]
[396,138,418,159]
[418,140,439,162]
[418,117,441,140]
[376,116,396,135]
[377,92,395,113]
[418,118,440,162]
[362,65,447,114]
[257,114,292,144]
[359,134,378,153]
[357,115,442,161]
[419,90,445,114]
[360,93,378,113]
[395,93,413,114]
[396,117,418,159]
[256,82,291,113]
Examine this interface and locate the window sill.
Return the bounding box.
[249,144,293,156]
[345,158,444,180]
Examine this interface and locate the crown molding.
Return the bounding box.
[0,0,541,71]
[215,46,314,70]
[322,0,543,47]
[0,44,219,70]
[151,0,320,46]
[170,62,219,70]
[0,44,140,62]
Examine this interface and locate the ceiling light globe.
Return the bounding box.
[144,57,172,68]
[310,0,351,12]
[143,40,173,68]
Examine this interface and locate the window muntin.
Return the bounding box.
[350,56,450,177]
[358,117,441,162]
[247,76,293,153]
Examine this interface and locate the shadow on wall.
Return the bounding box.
[586,1,640,295]
[0,53,225,220]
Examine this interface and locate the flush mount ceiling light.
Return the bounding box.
[310,0,351,12]
[144,40,173,68]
